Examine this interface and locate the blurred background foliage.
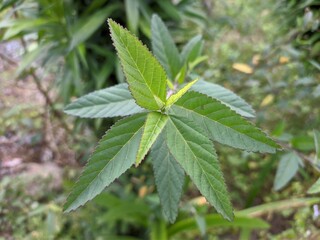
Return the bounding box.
[0,0,320,239]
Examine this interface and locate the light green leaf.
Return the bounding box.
[191,80,255,118]
[2,18,49,40]
[70,5,120,50]
[166,78,198,108]
[308,178,320,194]
[291,135,315,151]
[168,214,269,237]
[64,83,144,118]
[274,152,301,191]
[150,219,168,240]
[109,19,167,110]
[180,35,204,65]
[189,56,208,70]
[125,0,140,34]
[136,112,168,166]
[64,113,146,212]
[151,131,185,223]
[171,91,278,153]
[151,14,181,80]
[165,115,233,221]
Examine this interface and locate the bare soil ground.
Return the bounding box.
[0,41,75,185]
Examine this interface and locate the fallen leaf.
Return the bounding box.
[232,63,253,74]
[279,56,289,64]
[261,94,274,107]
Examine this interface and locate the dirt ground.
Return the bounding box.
[0,41,75,187]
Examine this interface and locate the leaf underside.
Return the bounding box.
[64,83,144,118]
[136,112,168,166]
[171,91,279,153]
[151,131,185,223]
[180,35,204,65]
[274,152,301,191]
[151,14,181,80]
[64,113,147,212]
[165,115,234,221]
[109,19,167,110]
[191,80,255,118]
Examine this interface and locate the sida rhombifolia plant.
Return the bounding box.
[63,15,280,223]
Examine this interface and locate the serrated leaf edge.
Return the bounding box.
[108,19,168,110]
[173,91,280,153]
[63,113,146,212]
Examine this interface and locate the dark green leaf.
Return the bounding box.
[171,91,279,153]
[151,131,185,223]
[151,14,181,80]
[70,5,120,50]
[191,80,255,118]
[64,113,147,212]
[165,115,233,221]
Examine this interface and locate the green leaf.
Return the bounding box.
[109,19,167,110]
[180,35,204,65]
[151,132,185,223]
[2,18,50,40]
[64,113,146,212]
[176,64,187,84]
[308,178,320,194]
[291,135,315,151]
[136,112,168,166]
[165,115,233,221]
[64,83,144,118]
[157,0,181,21]
[171,91,279,153]
[70,5,120,50]
[314,130,320,162]
[151,14,181,80]
[150,219,168,240]
[273,152,301,191]
[191,80,255,118]
[168,214,269,237]
[125,0,140,34]
[166,78,198,108]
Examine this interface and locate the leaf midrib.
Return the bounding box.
[75,122,144,202]
[168,117,230,217]
[154,26,177,78]
[115,28,165,107]
[174,103,274,150]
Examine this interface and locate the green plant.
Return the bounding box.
[63,15,280,223]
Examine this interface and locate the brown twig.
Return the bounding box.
[0,52,17,66]
[12,10,71,134]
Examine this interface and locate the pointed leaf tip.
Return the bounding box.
[108,18,167,111]
[165,115,234,221]
[63,113,146,212]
